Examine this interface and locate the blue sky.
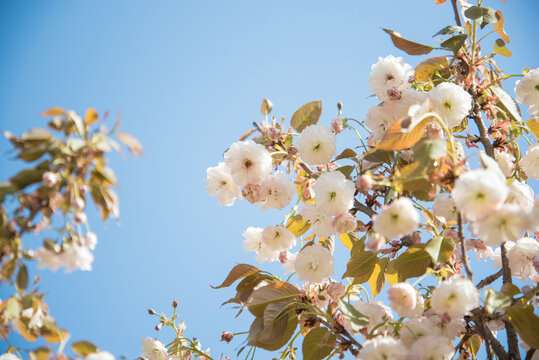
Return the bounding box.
[1,0,538,358]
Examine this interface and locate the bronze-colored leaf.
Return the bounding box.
[246,281,301,317]
[16,264,28,292]
[290,101,322,133]
[248,314,298,351]
[382,28,435,55]
[21,128,52,142]
[494,11,509,43]
[377,118,428,151]
[212,264,259,289]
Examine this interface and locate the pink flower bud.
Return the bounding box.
[445,229,458,242]
[331,118,344,134]
[221,331,234,343]
[356,174,373,192]
[73,198,85,211]
[287,145,298,156]
[172,300,179,308]
[82,232,98,250]
[43,172,59,187]
[426,123,443,139]
[333,213,357,234]
[366,233,385,252]
[155,324,162,331]
[79,184,89,195]
[74,212,87,224]
[267,127,281,141]
[242,184,263,204]
[327,282,346,301]
[386,87,402,100]
[279,251,288,264]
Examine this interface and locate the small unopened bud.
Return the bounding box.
[386,87,402,100]
[172,300,179,308]
[221,331,234,343]
[267,127,281,141]
[147,308,156,315]
[242,184,263,204]
[73,197,85,211]
[287,145,298,156]
[366,233,385,252]
[333,213,357,234]
[279,251,288,264]
[411,231,421,244]
[337,102,343,111]
[408,75,416,83]
[43,171,59,187]
[331,118,344,134]
[356,174,373,192]
[74,212,87,224]
[155,324,162,331]
[426,123,443,139]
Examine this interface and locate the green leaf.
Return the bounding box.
[338,299,369,333]
[335,148,358,161]
[246,281,301,317]
[335,165,355,179]
[369,257,388,298]
[491,85,523,123]
[484,288,511,314]
[10,169,46,190]
[423,236,454,264]
[466,335,481,355]
[0,182,18,196]
[414,56,449,82]
[390,247,432,281]
[382,28,435,55]
[464,6,497,28]
[212,264,259,289]
[286,215,311,237]
[343,250,378,282]
[71,341,98,357]
[302,327,336,360]
[16,264,28,292]
[412,138,447,166]
[433,25,464,37]
[441,34,468,54]
[290,101,322,133]
[248,314,298,351]
[363,149,393,164]
[505,304,539,349]
[31,347,53,360]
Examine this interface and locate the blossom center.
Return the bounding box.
[330,191,337,200]
[244,159,252,169]
[309,261,319,271]
[444,101,452,110]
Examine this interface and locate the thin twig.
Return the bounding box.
[500,242,521,360]
[476,269,503,289]
[451,0,462,27]
[473,313,509,360]
[457,212,473,282]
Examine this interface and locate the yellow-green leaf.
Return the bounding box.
[41,107,65,116]
[415,56,449,82]
[117,132,144,155]
[494,38,511,57]
[286,215,311,237]
[343,250,378,282]
[369,257,388,298]
[290,101,322,133]
[302,327,336,360]
[72,341,98,357]
[491,85,523,123]
[505,304,539,349]
[526,118,539,140]
[338,232,358,250]
[391,247,432,281]
[260,98,273,115]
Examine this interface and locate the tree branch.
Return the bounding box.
[500,242,521,360]
[457,212,473,282]
[451,0,462,27]
[476,269,503,289]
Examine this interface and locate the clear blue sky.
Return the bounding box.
[1,0,538,358]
